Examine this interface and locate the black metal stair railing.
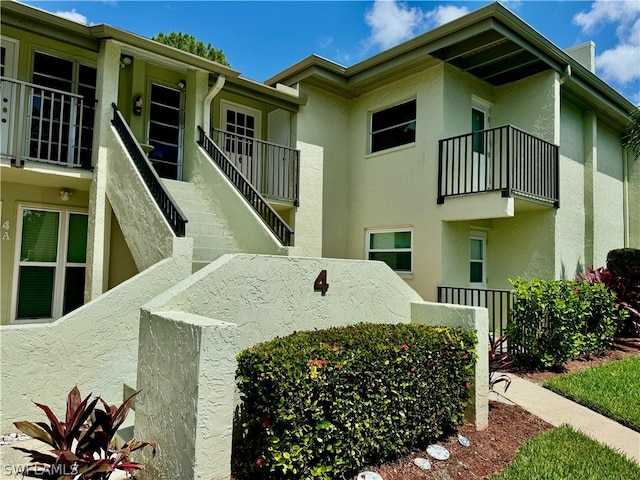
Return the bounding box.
[111,104,187,236]
[437,125,559,207]
[198,126,293,246]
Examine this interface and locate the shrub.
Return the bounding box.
[234,323,476,479]
[579,266,640,336]
[507,278,625,368]
[606,248,640,277]
[12,387,155,479]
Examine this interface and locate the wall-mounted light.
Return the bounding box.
[60,189,74,202]
[177,79,187,89]
[120,54,133,69]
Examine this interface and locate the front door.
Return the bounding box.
[471,106,489,191]
[0,37,17,156]
[221,101,262,188]
[147,83,184,180]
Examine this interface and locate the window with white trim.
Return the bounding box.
[369,99,416,153]
[366,229,413,273]
[469,233,486,285]
[12,206,88,321]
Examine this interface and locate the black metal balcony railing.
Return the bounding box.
[211,128,300,206]
[438,286,513,352]
[1,76,93,169]
[438,125,559,207]
[198,126,293,246]
[111,104,187,237]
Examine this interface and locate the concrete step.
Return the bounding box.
[192,234,237,250]
[186,221,229,237]
[193,246,242,262]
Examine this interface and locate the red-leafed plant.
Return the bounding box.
[578,266,640,336]
[12,387,155,479]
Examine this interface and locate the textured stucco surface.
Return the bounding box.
[0,238,192,432]
[288,140,323,257]
[135,311,237,480]
[412,301,489,430]
[106,126,175,270]
[145,254,424,351]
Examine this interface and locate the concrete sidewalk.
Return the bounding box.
[501,374,640,465]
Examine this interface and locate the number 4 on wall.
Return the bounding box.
[314,270,329,296]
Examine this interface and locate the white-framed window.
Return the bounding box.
[11,205,88,322]
[366,228,413,273]
[369,99,416,153]
[469,232,487,285]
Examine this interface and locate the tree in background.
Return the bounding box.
[624,106,640,160]
[152,32,229,66]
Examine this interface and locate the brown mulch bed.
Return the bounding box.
[357,337,640,480]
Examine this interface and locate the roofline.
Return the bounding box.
[3,0,304,108]
[267,2,634,116]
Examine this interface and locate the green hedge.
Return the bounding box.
[234,323,476,479]
[507,279,626,368]
[607,248,640,277]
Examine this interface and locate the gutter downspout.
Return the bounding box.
[623,147,629,247]
[203,74,226,135]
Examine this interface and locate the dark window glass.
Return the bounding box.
[17,266,55,318]
[370,99,416,153]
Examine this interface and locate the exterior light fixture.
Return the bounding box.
[120,55,133,69]
[60,189,74,201]
[177,79,186,89]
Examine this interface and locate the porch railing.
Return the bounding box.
[111,104,187,237]
[198,126,293,246]
[437,125,559,207]
[437,286,513,351]
[1,76,93,169]
[211,128,300,206]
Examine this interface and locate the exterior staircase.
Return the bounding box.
[162,179,242,271]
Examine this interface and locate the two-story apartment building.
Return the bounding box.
[1,0,638,435]
[269,2,639,336]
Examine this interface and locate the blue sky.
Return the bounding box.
[20,0,640,104]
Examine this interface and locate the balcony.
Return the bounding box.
[437,125,559,209]
[211,128,300,206]
[1,77,94,169]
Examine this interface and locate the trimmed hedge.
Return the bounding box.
[607,248,640,277]
[234,323,476,479]
[507,279,626,368]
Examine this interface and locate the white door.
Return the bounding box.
[1,38,18,156]
[221,101,262,189]
[471,106,489,192]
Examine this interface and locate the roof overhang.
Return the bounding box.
[267,2,633,126]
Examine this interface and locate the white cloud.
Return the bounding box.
[573,0,640,86]
[364,0,425,50]
[317,35,333,49]
[425,5,470,28]
[54,9,88,25]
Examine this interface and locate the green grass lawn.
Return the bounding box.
[493,425,640,479]
[543,356,640,431]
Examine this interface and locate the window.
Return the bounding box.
[369,99,416,153]
[469,233,486,285]
[366,229,413,273]
[12,206,88,321]
[30,51,96,168]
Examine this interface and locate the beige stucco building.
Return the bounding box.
[0,1,638,473]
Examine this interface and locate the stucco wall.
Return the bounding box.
[144,254,424,352]
[0,237,192,432]
[0,181,90,324]
[107,211,139,289]
[594,121,625,265]
[106,126,175,270]
[135,311,237,480]
[296,84,350,259]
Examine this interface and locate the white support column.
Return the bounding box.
[85,39,121,301]
[182,69,209,181]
